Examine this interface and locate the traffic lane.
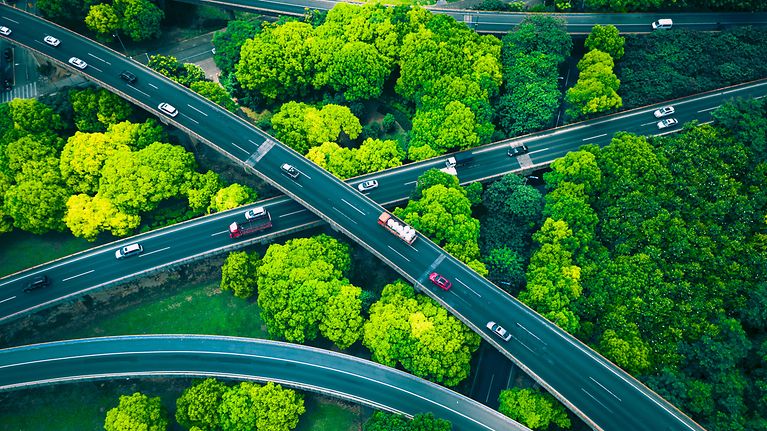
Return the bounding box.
[470,344,513,409]
[432,251,684,431]
[0,337,525,431]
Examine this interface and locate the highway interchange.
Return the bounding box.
[2,3,766,430]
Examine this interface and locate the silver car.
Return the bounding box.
[0,26,11,36]
[357,180,379,192]
[44,35,60,47]
[486,321,512,341]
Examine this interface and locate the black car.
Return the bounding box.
[120,71,137,84]
[507,144,529,157]
[2,79,11,91]
[2,48,11,61]
[24,275,49,292]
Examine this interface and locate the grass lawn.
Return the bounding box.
[297,395,369,431]
[0,230,105,278]
[66,278,270,340]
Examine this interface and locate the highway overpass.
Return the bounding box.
[2,4,759,430]
[189,0,767,34]
[0,335,529,431]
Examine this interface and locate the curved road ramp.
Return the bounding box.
[0,335,529,431]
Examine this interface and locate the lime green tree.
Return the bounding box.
[271,102,361,154]
[104,392,168,431]
[176,379,229,431]
[498,388,571,430]
[363,281,480,386]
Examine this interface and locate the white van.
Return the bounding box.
[652,19,673,30]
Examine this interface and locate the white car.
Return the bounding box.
[657,118,678,129]
[68,57,87,69]
[115,243,143,259]
[43,35,60,47]
[244,206,267,220]
[158,102,178,117]
[0,26,11,36]
[357,180,379,192]
[486,321,512,342]
[653,106,675,118]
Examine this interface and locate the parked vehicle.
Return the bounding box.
[229,211,273,238]
[378,212,417,245]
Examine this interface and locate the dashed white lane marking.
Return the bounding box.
[3,17,19,24]
[386,245,410,262]
[181,114,199,124]
[455,278,481,297]
[581,388,614,414]
[341,198,365,215]
[62,270,94,282]
[148,83,158,89]
[0,296,16,304]
[187,104,208,116]
[590,376,622,401]
[87,53,110,65]
[230,142,249,154]
[140,247,170,257]
[698,106,719,113]
[280,209,307,218]
[582,133,607,141]
[516,322,545,344]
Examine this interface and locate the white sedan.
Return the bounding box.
[653,106,675,118]
[657,118,678,129]
[357,180,379,192]
[44,36,61,47]
[486,321,512,342]
[68,57,87,70]
[0,26,11,36]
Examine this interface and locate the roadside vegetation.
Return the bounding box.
[617,27,767,108]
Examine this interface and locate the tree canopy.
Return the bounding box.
[104,392,168,431]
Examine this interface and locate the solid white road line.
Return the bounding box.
[62,270,95,282]
[341,198,365,215]
[590,376,622,401]
[455,278,481,297]
[582,133,607,141]
[187,104,208,116]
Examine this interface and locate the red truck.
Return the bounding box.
[378,212,417,245]
[229,210,273,238]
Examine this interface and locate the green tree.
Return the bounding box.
[316,40,390,101]
[218,382,304,431]
[106,120,166,150]
[116,0,163,41]
[4,135,60,174]
[176,379,229,431]
[186,171,222,214]
[104,392,168,431]
[501,15,572,63]
[409,413,452,431]
[364,411,409,431]
[85,3,120,37]
[8,98,64,135]
[70,88,132,132]
[236,21,316,102]
[484,247,526,293]
[395,184,485,271]
[148,54,181,80]
[60,131,130,194]
[306,142,358,179]
[64,194,140,240]
[408,101,480,159]
[498,388,571,430]
[584,24,624,60]
[480,174,543,255]
[207,183,255,214]
[4,158,69,234]
[271,102,361,154]
[363,281,481,386]
[212,19,261,76]
[98,143,196,214]
[413,169,460,200]
[353,138,405,174]
[257,235,363,348]
[220,251,260,299]
[190,81,238,112]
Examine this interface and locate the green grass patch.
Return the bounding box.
[297,395,369,431]
[0,230,105,278]
[67,279,269,339]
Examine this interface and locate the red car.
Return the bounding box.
[429,272,452,291]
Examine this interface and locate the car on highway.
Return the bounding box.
[281,163,300,179]
[158,102,178,117]
[3,48,10,60]
[2,79,11,91]
[244,206,267,220]
[429,272,452,291]
[657,118,679,129]
[115,243,143,259]
[652,18,673,30]
[120,71,137,84]
[0,26,11,36]
[23,275,49,293]
[653,106,675,118]
[357,180,378,192]
[507,144,529,157]
[43,35,60,47]
[68,57,87,69]
[486,321,512,341]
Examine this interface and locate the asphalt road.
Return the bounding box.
[0,335,528,431]
[181,0,767,34]
[2,5,767,430]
